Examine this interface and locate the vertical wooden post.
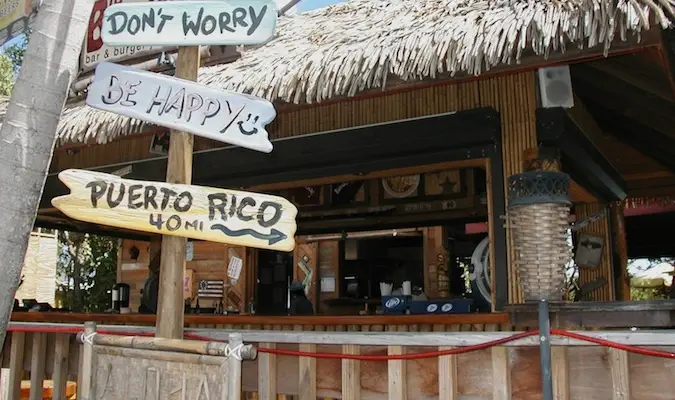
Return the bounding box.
[52,334,71,400]
[387,346,406,400]
[78,322,96,399]
[342,345,360,400]
[438,346,457,400]
[298,343,317,400]
[259,342,277,400]
[491,346,511,400]
[228,333,244,400]
[156,46,200,339]
[28,333,47,400]
[551,347,569,400]
[608,348,630,400]
[610,201,630,301]
[7,332,25,400]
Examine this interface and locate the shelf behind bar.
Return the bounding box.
[10,312,510,327]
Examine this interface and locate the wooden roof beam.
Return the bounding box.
[571,64,675,139]
[565,93,621,172]
[585,56,674,102]
[584,100,675,175]
[536,107,627,201]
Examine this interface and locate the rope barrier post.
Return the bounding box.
[228,333,244,400]
[77,321,96,400]
[538,299,553,400]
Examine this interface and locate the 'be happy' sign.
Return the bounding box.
[86,62,276,153]
[101,0,278,46]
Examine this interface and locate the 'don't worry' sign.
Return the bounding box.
[101,0,278,46]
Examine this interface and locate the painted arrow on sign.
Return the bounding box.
[211,224,287,246]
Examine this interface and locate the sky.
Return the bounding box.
[297,0,345,12]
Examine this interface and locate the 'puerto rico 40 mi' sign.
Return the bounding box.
[52,169,298,252]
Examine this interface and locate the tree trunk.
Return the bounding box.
[0,0,94,342]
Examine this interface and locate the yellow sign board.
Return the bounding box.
[52,169,298,252]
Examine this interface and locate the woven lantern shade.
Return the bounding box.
[507,172,573,301]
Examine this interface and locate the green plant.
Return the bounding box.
[57,232,118,312]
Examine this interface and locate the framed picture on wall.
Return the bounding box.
[381,174,420,200]
[149,132,170,155]
[575,233,604,268]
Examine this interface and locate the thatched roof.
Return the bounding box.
[14,0,675,144]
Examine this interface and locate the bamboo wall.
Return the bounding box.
[575,203,615,301]
[57,72,540,305]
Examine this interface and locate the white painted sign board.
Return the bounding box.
[227,256,243,281]
[102,0,278,46]
[86,62,276,153]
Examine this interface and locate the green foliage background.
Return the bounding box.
[0,35,26,95]
[57,232,119,312]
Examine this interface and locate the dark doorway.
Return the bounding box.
[256,251,293,315]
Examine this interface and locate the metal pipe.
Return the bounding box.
[538,299,553,400]
[302,228,423,242]
[278,0,303,15]
[71,46,212,93]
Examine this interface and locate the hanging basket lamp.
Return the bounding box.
[507,171,573,301]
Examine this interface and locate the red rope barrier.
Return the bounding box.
[550,329,675,360]
[244,330,539,360]
[7,325,675,361]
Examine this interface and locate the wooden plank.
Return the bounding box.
[438,346,457,400]
[491,347,510,400]
[77,323,96,399]
[9,311,510,326]
[259,343,276,400]
[551,347,569,400]
[610,202,631,301]
[342,344,360,400]
[0,368,9,400]
[387,346,406,400]
[51,334,71,400]
[52,169,299,252]
[86,62,276,153]
[8,332,24,400]
[608,348,630,400]
[298,343,317,400]
[101,0,278,46]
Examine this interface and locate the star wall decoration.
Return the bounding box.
[439,177,457,194]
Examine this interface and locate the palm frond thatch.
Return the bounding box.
[11,0,675,145]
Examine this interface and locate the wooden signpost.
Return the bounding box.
[86,61,276,153]
[101,0,278,46]
[52,169,298,251]
[88,0,280,343]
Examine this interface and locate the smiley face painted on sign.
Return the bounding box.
[238,113,260,136]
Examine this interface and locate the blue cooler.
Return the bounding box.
[409,299,473,314]
[381,295,408,314]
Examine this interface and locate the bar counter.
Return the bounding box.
[10,312,512,332]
